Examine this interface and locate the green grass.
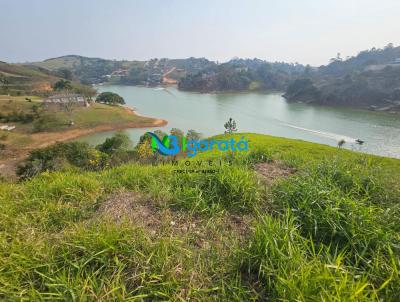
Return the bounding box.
[70,103,152,127]
[0,133,399,300]
[0,97,155,151]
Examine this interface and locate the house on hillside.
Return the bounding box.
[44,94,90,107]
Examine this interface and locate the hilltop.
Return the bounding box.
[0,133,399,300]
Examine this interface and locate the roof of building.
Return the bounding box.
[47,94,83,99]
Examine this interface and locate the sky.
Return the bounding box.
[0,0,399,66]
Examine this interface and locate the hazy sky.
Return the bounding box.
[1,0,399,66]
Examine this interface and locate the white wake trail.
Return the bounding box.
[282,123,357,143]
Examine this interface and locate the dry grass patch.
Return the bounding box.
[254,161,296,185]
[96,191,253,247]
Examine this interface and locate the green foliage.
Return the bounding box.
[120,66,148,85]
[96,132,132,155]
[52,79,72,91]
[95,92,125,105]
[224,117,238,134]
[284,78,320,102]
[55,67,73,80]
[16,142,109,180]
[285,44,400,108]
[186,129,201,141]
[0,110,35,123]
[32,114,63,132]
[178,59,304,92]
[16,133,136,180]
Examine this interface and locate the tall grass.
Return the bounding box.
[0,133,399,300]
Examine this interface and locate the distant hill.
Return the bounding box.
[18,45,400,111]
[30,55,214,86]
[178,58,305,92]
[27,55,305,92]
[31,55,144,85]
[284,44,400,111]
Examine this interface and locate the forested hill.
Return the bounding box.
[30,55,305,91]
[19,44,400,111]
[30,55,215,85]
[178,58,305,92]
[31,55,144,85]
[284,44,400,111]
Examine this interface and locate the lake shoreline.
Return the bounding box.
[0,106,167,180]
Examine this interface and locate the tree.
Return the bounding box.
[56,68,73,80]
[53,79,72,91]
[0,74,10,94]
[170,128,185,148]
[337,139,346,148]
[186,129,201,141]
[224,118,237,134]
[95,92,125,105]
[74,85,97,102]
[61,93,77,126]
[96,132,131,155]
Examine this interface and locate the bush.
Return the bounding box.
[0,111,35,124]
[17,142,109,180]
[96,132,131,155]
[33,115,62,132]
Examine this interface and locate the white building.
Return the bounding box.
[44,94,89,107]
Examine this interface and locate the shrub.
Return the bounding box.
[96,132,132,155]
[17,142,109,180]
[33,114,62,132]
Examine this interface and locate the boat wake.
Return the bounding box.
[282,123,357,143]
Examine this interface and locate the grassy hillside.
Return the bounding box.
[0,133,399,300]
[0,62,56,95]
[0,61,94,97]
[0,95,155,136]
[31,55,138,71]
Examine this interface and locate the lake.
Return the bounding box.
[79,85,400,158]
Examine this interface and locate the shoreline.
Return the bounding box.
[0,108,168,179]
[31,116,168,149]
